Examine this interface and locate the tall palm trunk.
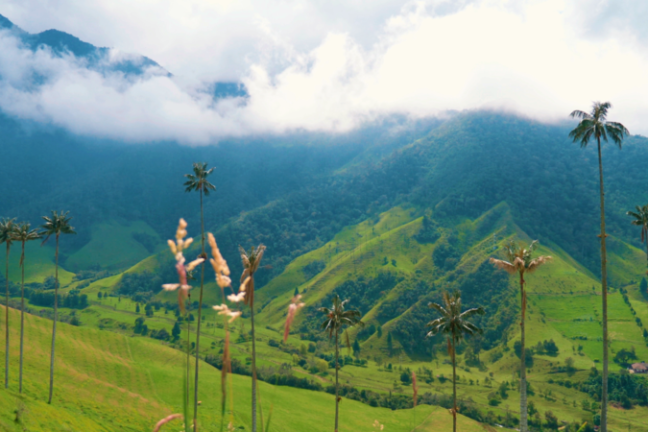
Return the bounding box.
[193,190,206,432]
[250,279,258,432]
[4,243,10,389]
[451,336,457,432]
[19,242,25,394]
[597,137,609,432]
[48,234,60,404]
[334,328,340,432]
[519,273,528,432]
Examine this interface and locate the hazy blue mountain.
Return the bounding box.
[0,13,165,77]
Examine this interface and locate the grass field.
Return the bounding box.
[3,204,648,431]
[66,220,162,272]
[0,242,75,286]
[0,305,486,432]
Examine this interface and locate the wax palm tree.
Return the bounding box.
[13,222,42,393]
[490,240,551,432]
[239,244,266,432]
[627,205,648,266]
[41,211,76,404]
[1,217,16,389]
[184,162,215,431]
[569,101,629,432]
[427,290,484,432]
[318,294,364,432]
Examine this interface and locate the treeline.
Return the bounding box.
[576,369,648,409]
[0,274,89,310]
[29,290,88,309]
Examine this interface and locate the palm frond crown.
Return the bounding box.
[569,101,629,148]
[627,205,648,243]
[41,211,76,245]
[0,218,17,247]
[489,239,551,276]
[239,244,266,306]
[427,290,484,342]
[184,162,216,195]
[12,222,42,266]
[318,294,364,339]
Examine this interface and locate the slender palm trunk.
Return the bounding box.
[597,137,609,432]
[596,138,609,432]
[48,235,60,404]
[193,190,206,432]
[451,336,457,432]
[250,280,258,432]
[334,328,340,432]
[19,242,25,394]
[519,273,528,432]
[4,243,10,389]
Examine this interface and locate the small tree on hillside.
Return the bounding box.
[0,218,17,390]
[12,222,42,394]
[319,295,364,432]
[183,162,216,432]
[569,101,629,432]
[490,240,550,432]
[427,290,484,432]
[239,244,266,432]
[627,205,648,267]
[41,210,76,404]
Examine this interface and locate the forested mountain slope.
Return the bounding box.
[215,112,648,286]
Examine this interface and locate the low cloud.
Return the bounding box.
[2,0,648,144]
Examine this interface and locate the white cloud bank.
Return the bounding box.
[1,0,648,144]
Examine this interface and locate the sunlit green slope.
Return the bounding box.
[0,242,75,286]
[0,305,485,432]
[7,202,648,431]
[66,220,162,271]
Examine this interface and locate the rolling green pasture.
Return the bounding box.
[4,205,648,431]
[0,242,74,286]
[0,305,486,432]
[66,220,161,271]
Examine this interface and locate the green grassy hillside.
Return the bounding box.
[0,242,75,286]
[4,203,648,431]
[66,220,162,272]
[0,305,486,432]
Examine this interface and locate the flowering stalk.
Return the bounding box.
[163,219,203,432]
[283,295,305,343]
[152,414,183,432]
[208,233,239,431]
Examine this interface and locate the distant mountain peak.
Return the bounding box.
[0,13,16,30]
[29,29,99,57]
[0,12,166,77]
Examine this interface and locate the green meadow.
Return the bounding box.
[3,204,648,431]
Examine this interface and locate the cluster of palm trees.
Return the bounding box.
[0,211,75,404]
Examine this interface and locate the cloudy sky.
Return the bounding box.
[1,0,647,143]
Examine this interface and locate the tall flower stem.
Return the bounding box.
[250,283,258,432]
[185,312,192,432]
